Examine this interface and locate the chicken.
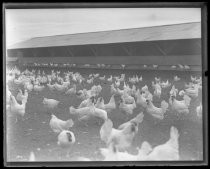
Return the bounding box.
[10,95,27,121]
[65,84,77,95]
[155,77,160,83]
[47,82,55,91]
[24,81,33,92]
[135,89,147,108]
[138,126,179,161]
[145,100,168,120]
[87,78,94,84]
[99,75,106,81]
[174,76,180,82]
[54,82,67,93]
[170,85,178,97]
[16,89,28,103]
[50,114,74,133]
[110,84,118,95]
[78,96,96,108]
[169,95,191,114]
[107,75,113,82]
[141,85,148,92]
[115,80,120,88]
[142,90,153,102]
[33,84,45,92]
[14,78,22,85]
[95,97,105,110]
[69,105,94,122]
[178,90,185,96]
[115,88,124,96]
[69,97,105,123]
[57,130,76,148]
[76,89,89,100]
[160,80,171,88]
[118,97,136,116]
[104,94,116,112]
[93,107,108,121]
[122,92,135,104]
[95,95,116,113]
[191,75,197,82]
[100,113,144,151]
[43,98,60,109]
[152,82,162,98]
[185,86,199,99]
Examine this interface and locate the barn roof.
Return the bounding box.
[8,22,201,50]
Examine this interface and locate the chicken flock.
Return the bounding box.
[6,66,202,161]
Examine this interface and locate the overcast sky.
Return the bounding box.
[5,8,201,48]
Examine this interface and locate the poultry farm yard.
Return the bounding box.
[6,67,203,162]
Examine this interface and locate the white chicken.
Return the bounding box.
[142,90,153,102]
[185,86,199,99]
[152,82,162,98]
[33,84,45,92]
[135,89,147,108]
[138,126,179,161]
[54,82,67,93]
[145,100,168,120]
[118,97,136,116]
[121,92,135,104]
[57,130,76,148]
[10,95,27,121]
[174,76,181,82]
[141,85,148,92]
[16,89,28,103]
[110,84,118,95]
[65,84,76,95]
[100,113,144,151]
[50,114,74,133]
[43,98,60,109]
[69,98,97,122]
[104,94,116,112]
[170,85,178,97]
[107,75,113,82]
[99,75,106,81]
[169,95,191,114]
[115,80,120,88]
[154,77,160,83]
[160,80,171,89]
[78,96,96,109]
[191,75,197,82]
[24,81,33,92]
[95,95,116,113]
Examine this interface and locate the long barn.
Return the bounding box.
[6,22,201,71]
